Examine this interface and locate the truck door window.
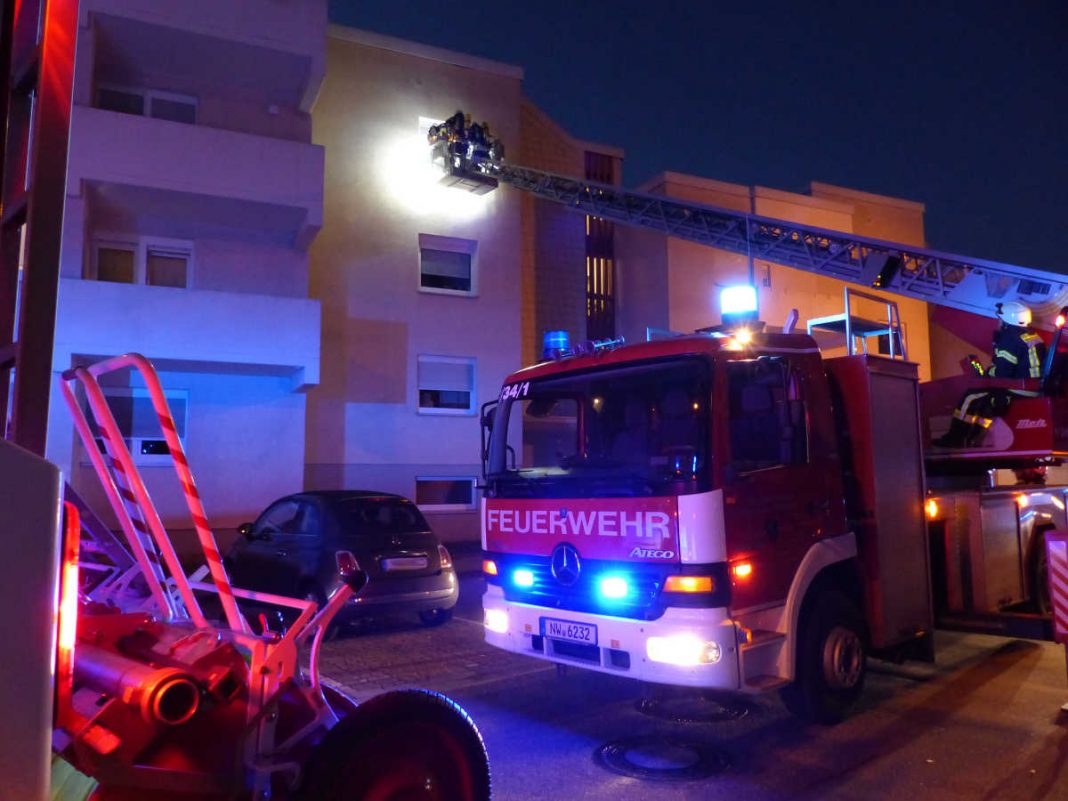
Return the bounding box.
[727,357,808,473]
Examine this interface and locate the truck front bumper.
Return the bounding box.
[481,584,740,689]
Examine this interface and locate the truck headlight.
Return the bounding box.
[646,634,721,666]
[484,608,509,634]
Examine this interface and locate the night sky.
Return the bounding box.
[329,1,1067,273]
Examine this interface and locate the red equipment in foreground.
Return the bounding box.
[43,353,491,800]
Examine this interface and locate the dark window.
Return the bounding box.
[147,248,189,288]
[150,96,196,124]
[416,478,475,509]
[418,357,474,413]
[334,499,429,536]
[726,357,807,473]
[97,88,145,116]
[97,246,136,283]
[420,248,472,292]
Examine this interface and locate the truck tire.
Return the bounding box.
[1031,528,1052,616]
[298,689,491,801]
[780,590,866,724]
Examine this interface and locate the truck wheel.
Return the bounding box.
[299,689,491,801]
[1032,528,1052,616]
[780,591,866,725]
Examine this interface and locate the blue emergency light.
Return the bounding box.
[719,284,759,328]
[513,569,535,588]
[598,575,629,600]
[542,330,570,360]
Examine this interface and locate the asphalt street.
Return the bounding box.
[318,573,1068,801]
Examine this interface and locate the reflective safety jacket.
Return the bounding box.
[988,325,1046,379]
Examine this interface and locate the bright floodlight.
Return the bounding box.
[720,285,758,315]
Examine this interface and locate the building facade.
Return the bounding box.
[45,0,326,553]
[43,9,988,550]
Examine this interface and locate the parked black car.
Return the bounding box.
[225,491,458,627]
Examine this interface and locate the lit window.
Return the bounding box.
[417,356,476,414]
[416,477,477,511]
[419,233,476,295]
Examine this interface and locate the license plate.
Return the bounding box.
[381,556,428,571]
[541,617,597,646]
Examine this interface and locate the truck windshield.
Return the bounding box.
[487,357,711,497]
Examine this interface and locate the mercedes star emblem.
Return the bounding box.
[550,543,582,586]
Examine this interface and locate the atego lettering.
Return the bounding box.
[487,508,670,540]
[629,547,675,559]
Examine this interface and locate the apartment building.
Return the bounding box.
[306,27,624,541]
[45,0,326,546]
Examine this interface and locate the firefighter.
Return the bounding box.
[933,301,1047,447]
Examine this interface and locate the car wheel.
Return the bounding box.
[418,608,454,627]
[780,590,866,724]
[298,689,491,801]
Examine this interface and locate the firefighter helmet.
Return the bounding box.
[997,301,1032,327]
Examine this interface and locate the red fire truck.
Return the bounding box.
[478,299,1068,723]
[422,111,1068,723]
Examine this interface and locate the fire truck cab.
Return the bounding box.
[480,328,931,723]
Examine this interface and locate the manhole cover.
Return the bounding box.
[594,735,729,781]
[636,691,750,723]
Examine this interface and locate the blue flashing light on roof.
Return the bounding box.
[542,330,570,360]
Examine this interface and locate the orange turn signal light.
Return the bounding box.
[664,575,714,593]
[731,562,753,580]
[925,499,939,519]
[482,559,499,576]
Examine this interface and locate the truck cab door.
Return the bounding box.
[722,356,834,611]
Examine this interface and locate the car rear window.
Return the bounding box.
[334,499,429,536]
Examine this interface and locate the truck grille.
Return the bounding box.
[491,554,667,620]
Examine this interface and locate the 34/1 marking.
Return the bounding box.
[499,381,530,402]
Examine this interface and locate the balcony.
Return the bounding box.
[68,106,324,248]
[84,0,326,111]
[54,278,320,389]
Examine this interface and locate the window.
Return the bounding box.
[726,357,807,473]
[96,245,136,284]
[96,85,197,125]
[83,387,188,466]
[419,233,476,295]
[416,478,477,511]
[90,237,192,288]
[417,356,476,414]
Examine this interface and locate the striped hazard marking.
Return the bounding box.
[1047,530,1068,644]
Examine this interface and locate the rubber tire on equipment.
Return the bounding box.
[780,590,866,724]
[299,689,491,801]
[418,607,454,627]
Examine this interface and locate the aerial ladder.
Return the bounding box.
[431,117,1068,324]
